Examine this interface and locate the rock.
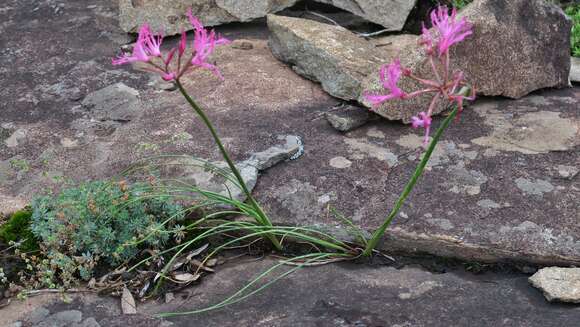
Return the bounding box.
[72,317,101,327]
[530,267,580,303]
[81,83,141,122]
[148,75,177,92]
[26,307,50,325]
[121,287,137,315]
[313,0,417,31]
[0,195,27,217]
[119,0,299,36]
[451,0,571,98]
[515,178,555,197]
[571,57,580,83]
[268,14,388,101]
[5,322,22,327]
[557,165,579,180]
[4,128,27,148]
[142,258,580,325]
[325,105,377,132]
[329,156,352,169]
[231,39,254,50]
[471,105,579,155]
[246,135,302,170]
[37,310,83,327]
[160,135,301,204]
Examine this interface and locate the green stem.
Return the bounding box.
[175,80,282,251]
[362,105,460,257]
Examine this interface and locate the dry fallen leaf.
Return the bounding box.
[172,273,200,283]
[121,287,137,315]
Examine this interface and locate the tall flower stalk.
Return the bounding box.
[362,6,476,256]
[113,10,282,250]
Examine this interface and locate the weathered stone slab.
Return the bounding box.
[119,0,298,35]
[313,0,417,31]
[530,267,580,303]
[268,14,388,101]
[9,258,579,326]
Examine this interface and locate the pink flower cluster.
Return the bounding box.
[364,6,475,145]
[112,10,230,81]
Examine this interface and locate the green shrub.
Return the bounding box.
[566,4,580,57]
[29,179,185,285]
[0,209,39,252]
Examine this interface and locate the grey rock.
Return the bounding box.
[246,135,301,170]
[268,14,387,101]
[144,258,580,325]
[471,105,578,154]
[27,307,50,324]
[530,267,580,303]
[453,0,571,98]
[6,322,22,327]
[72,317,100,327]
[231,39,254,50]
[557,165,579,180]
[515,178,554,196]
[119,0,299,36]
[81,83,141,122]
[161,135,301,203]
[37,310,83,327]
[325,105,376,132]
[148,75,177,92]
[4,128,27,148]
[571,57,580,83]
[313,0,417,31]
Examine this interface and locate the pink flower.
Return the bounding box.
[364,59,406,106]
[411,112,432,145]
[112,25,151,65]
[141,25,163,57]
[187,10,231,79]
[423,6,473,57]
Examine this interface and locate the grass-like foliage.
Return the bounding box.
[29,180,186,286]
[566,4,580,57]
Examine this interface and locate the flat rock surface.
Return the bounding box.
[1,0,579,269]
[3,258,580,326]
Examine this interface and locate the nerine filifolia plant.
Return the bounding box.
[113,10,282,250]
[362,6,476,256]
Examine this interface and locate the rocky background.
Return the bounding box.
[1,0,579,326]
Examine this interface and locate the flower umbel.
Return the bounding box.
[428,6,473,57]
[365,5,475,145]
[363,59,407,106]
[112,13,230,81]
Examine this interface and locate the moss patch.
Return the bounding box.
[0,209,39,252]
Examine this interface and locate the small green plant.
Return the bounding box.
[9,158,30,173]
[566,4,580,57]
[450,0,471,9]
[28,179,186,286]
[0,209,39,252]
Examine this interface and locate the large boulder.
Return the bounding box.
[119,0,298,35]
[362,0,572,121]
[267,14,396,101]
[313,0,417,31]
